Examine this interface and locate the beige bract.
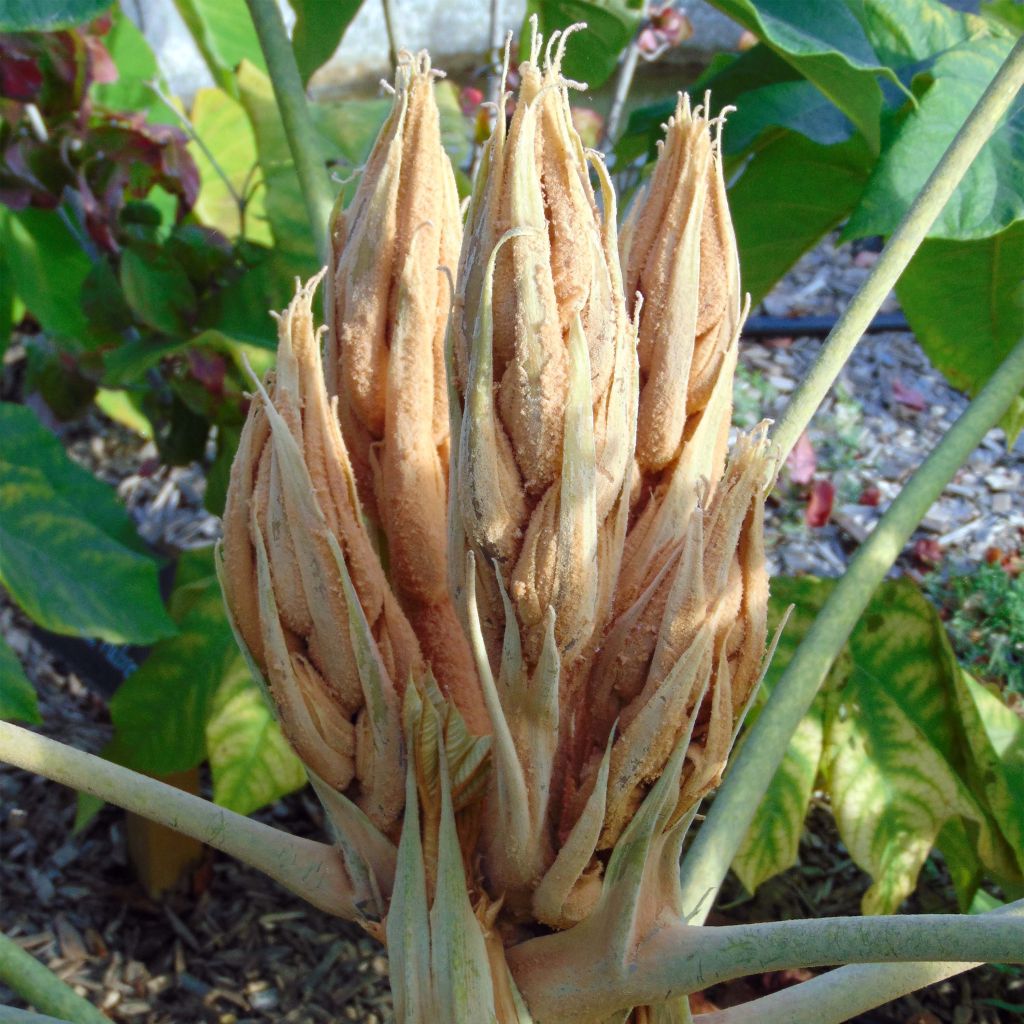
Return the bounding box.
[220,30,772,1024]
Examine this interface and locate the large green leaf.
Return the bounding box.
[734,577,1017,915]
[0,0,110,30]
[733,698,824,894]
[728,132,872,305]
[523,0,643,89]
[861,0,982,66]
[895,223,1024,444]
[954,671,1024,875]
[0,209,93,344]
[0,402,145,553]
[189,87,272,244]
[732,581,838,893]
[172,0,266,97]
[206,658,305,815]
[846,32,1024,241]
[707,0,906,151]
[0,635,40,725]
[0,462,174,644]
[289,0,363,86]
[104,549,239,776]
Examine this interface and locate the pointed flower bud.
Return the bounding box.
[452,28,636,670]
[324,51,488,736]
[220,275,416,833]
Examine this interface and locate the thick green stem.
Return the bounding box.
[695,900,1024,1024]
[770,35,1024,465]
[0,721,356,919]
[0,931,106,1024]
[678,333,1024,921]
[245,0,333,265]
[510,903,1024,1022]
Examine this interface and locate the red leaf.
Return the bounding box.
[892,378,926,411]
[84,36,118,85]
[858,485,881,506]
[805,480,835,527]
[188,350,227,398]
[459,86,483,116]
[0,41,43,101]
[913,538,943,567]
[787,431,816,485]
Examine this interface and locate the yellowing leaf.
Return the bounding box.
[206,658,306,816]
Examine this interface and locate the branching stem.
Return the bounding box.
[0,721,357,919]
[770,35,1024,465]
[510,902,1024,1022]
[696,900,1024,1024]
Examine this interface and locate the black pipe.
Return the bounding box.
[742,312,909,340]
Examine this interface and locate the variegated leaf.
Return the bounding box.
[206,657,306,816]
[953,670,1024,876]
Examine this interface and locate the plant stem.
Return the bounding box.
[770,34,1024,466]
[695,899,1024,1024]
[0,721,357,919]
[381,0,399,71]
[0,930,107,1024]
[510,903,1024,1022]
[0,1009,76,1024]
[678,332,1024,922]
[245,0,333,266]
[603,38,641,149]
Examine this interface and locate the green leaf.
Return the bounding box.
[189,87,272,244]
[0,248,14,361]
[523,0,644,89]
[94,388,154,440]
[0,402,145,553]
[895,223,1024,444]
[740,576,1011,914]
[0,208,93,344]
[861,0,982,66]
[953,670,1024,875]
[733,699,824,894]
[824,578,1000,914]
[706,0,906,152]
[119,244,198,336]
[105,549,237,776]
[728,132,872,305]
[91,7,169,120]
[206,658,305,815]
[982,0,1024,34]
[0,462,174,644]
[289,0,363,86]
[0,0,110,31]
[172,0,266,97]
[0,634,40,725]
[845,32,1024,241]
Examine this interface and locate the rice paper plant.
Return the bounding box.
[1,13,1023,1024]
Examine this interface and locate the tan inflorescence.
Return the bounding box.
[220,29,772,1024]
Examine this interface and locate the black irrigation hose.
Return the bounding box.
[742,312,909,340]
